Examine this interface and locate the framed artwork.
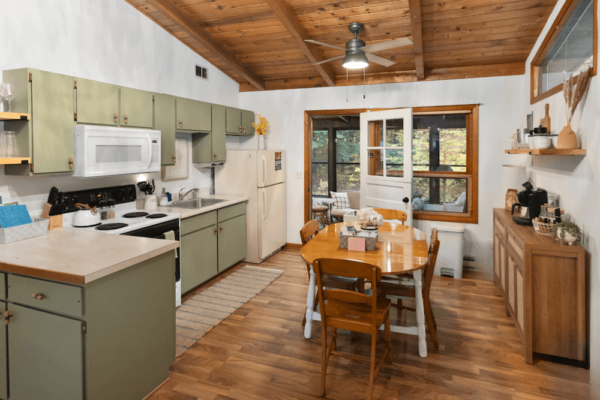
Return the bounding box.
[161,137,189,181]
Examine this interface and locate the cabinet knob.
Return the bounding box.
[4,311,12,325]
[173,154,177,163]
[31,293,46,301]
[240,126,243,132]
[69,158,74,169]
[114,113,118,123]
[179,120,183,127]
[214,153,217,159]
[124,114,128,124]
[243,127,246,133]
[214,227,218,236]
[220,226,223,233]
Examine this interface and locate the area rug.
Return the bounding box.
[175,265,283,357]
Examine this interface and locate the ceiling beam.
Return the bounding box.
[264,0,336,87]
[408,0,425,80]
[145,0,265,91]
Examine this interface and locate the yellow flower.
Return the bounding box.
[252,114,269,136]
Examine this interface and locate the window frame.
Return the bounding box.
[411,105,479,224]
[530,0,598,105]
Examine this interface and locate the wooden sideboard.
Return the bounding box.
[493,208,587,365]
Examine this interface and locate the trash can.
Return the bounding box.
[432,223,466,279]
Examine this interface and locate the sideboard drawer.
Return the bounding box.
[507,229,525,262]
[7,275,83,318]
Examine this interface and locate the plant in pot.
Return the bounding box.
[553,221,582,246]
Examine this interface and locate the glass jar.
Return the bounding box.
[0,131,18,158]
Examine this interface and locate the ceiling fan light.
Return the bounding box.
[343,51,369,69]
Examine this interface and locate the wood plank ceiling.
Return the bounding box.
[125,0,558,92]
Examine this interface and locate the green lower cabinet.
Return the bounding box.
[181,225,218,293]
[75,78,119,126]
[0,303,6,400]
[218,215,247,272]
[154,93,176,166]
[8,304,84,400]
[120,87,153,128]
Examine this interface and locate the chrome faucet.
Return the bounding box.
[179,188,199,201]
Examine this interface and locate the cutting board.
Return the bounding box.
[540,103,551,134]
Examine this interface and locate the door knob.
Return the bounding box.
[403,197,409,203]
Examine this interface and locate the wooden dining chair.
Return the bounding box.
[373,208,407,225]
[300,220,359,329]
[313,258,392,400]
[378,228,440,348]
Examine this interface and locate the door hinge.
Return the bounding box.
[73,80,77,89]
[74,113,77,121]
[28,73,32,82]
[4,311,12,325]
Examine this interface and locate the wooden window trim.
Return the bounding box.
[304,105,479,225]
[530,0,598,105]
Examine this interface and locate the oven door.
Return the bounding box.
[74,125,161,178]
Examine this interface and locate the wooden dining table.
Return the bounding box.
[300,221,430,357]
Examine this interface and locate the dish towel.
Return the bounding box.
[164,230,178,259]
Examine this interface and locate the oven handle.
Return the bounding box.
[146,133,152,169]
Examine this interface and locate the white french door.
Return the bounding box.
[360,109,414,226]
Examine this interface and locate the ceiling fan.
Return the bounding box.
[306,22,413,69]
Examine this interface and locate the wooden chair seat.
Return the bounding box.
[373,208,407,225]
[326,297,391,334]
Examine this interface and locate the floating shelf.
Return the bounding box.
[0,112,30,121]
[505,149,586,155]
[0,158,31,165]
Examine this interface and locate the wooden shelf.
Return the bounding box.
[0,158,31,165]
[505,149,586,155]
[0,112,30,121]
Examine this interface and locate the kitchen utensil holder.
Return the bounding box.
[41,203,63,231]
[0,218,49,244]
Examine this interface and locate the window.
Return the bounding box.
[531,0,597,103]
[311,117,360,196]
[367,119,405,178]
[411,106,478,224]
[195,65,208,80]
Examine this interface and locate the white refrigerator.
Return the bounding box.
[215,150,286,263]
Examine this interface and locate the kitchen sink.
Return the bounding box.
[172,198,226,209]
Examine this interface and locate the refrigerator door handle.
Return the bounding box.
[262,156,267,187]
[262,189,267,220]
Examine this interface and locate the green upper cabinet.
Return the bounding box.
[241,110,255,136]
[192,104,226,164]
[4,68,75,176]
[75,78,119,126]
[154,93,176,166]
[175,97,211,132]
[120,87,153,128]
[225,107,242,134]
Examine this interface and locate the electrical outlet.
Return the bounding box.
[296,172,303,179]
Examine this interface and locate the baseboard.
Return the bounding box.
[285,243,302,250]
[142,377,170,400]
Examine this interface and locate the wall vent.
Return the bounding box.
[195,65,208,80]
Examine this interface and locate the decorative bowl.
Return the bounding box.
[533,136,551,149]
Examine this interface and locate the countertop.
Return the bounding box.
[157,194,248,219]
[0,229,179,285]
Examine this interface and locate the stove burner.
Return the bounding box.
[146,214,168,219]
[123,212,149,218]
[74,223,102,228]
[96,223,129,231]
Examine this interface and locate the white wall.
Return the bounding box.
[0,0,241,214]
[522,0,599,395]
[239,76,524,267]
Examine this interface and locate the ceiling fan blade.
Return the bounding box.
[361,37,413,53]
[305,39,345,51]
[312,55,345,66]
[365,53,395,67]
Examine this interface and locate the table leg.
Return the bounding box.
[413,269,427,358]
[304,266,316,339]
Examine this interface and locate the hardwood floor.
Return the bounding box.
[150,249,590,400]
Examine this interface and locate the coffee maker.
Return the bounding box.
[511,179,548,226]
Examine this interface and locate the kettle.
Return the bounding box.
[511,179,548,226]
[73,203,101,227]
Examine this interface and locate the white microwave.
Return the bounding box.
[74,125,161,178]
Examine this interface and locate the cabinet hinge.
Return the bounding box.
[73,80,77,89]
[30,164,34,173]
[28,73,32,82]
[82,324,87,334]
[74,113,78,121]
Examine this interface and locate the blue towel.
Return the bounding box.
[0,205,32,228]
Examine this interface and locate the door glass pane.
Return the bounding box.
[412,177,468,213]
[368,149,383,176]
[336,165,360,191]
[336,130,360,163]
[413,114,467,172]
[539,0,594,93]
[386,149,403,177]
[312,164,329,196]
[312,130,328,162]
[368,120,383,147]
[386,119,404,148]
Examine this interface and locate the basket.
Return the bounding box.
[533,219,555,236]
[0,218,50,244]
